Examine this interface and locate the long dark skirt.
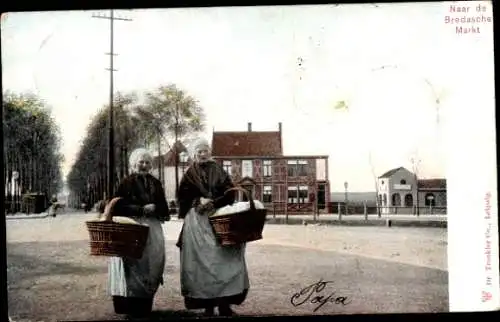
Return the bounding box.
[112,296,154,316]
[184,289,249,309]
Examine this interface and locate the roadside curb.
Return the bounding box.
[265,217,447,228]
[6,214,49,220]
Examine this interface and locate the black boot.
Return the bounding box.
[218,304,234,317]
[203,306,215,317]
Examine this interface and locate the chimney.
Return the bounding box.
[278,122,282,133]
[248,122,252,132]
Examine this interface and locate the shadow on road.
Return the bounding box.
[7,252,106,280]
[149,309,200,319]
[7,241,108,283]
[7,240,448,320]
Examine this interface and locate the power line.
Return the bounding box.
[92,10,132,199]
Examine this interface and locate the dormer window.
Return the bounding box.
[400,179,406,184]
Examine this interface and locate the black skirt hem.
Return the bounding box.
[183,289,249,309]
[112,296,154,315]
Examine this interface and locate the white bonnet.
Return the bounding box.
[189,138,211,160]
[129,147,153,172]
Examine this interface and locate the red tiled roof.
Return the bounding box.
[418,179,446,189]
[212,131,282,157]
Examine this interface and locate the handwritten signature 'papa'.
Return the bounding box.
[290,279,351,312]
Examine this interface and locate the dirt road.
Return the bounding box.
[6,213,448,320]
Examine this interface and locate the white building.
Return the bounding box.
[151,142,191,202]
[377,166,447,214]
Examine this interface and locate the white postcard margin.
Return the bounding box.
[445,1,499,312]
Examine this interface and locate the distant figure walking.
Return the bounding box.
[49,195,58,217]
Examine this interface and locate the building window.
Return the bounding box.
[287,185,309,203]
[223,161,232,175]
[241,185,253,201]
[383,194,387,206]
[400,179,406,184]
[287,186,297,203]
[298,185,308,203]
[392,193,401,206]
[404,193,413,207]
[263,185,272,203]
[425,193,436,207]
[242,160,253,178]
[287,160,297,177]
[263,160,272,177]
[287,160,308,177]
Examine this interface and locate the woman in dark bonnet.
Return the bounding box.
[106,148,170,318]
[176,138,250,317]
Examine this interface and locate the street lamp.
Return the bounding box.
[344,181,349,216]
[179,151,188,174]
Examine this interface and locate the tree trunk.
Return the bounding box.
[119,145,124,181]
[157,133,162,183]
[124,146,129,176]
[174,105,179,200]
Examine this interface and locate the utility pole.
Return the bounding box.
[92,10,132,199]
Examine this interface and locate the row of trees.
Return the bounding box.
[66,84,205,208]
[3,91,64,212]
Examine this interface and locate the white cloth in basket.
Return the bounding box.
[211,200,265,217]
[92,216,144,225]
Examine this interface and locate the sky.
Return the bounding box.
[1,1,495,192]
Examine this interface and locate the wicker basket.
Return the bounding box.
[85,197,149,259]
[209,187,267,246]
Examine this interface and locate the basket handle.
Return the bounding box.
[102,197,123,222]
[222,186,256,211]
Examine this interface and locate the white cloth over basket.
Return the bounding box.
[108,217,166,298]
[211,200,265,217]
[180,207,249,299]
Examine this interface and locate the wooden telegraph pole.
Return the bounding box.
[92,10,132,199]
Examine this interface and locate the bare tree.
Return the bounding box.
[410,154,421,216]
[368,152,381,218]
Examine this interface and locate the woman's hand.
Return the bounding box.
[196,199,214,214]
[143,203,156,215]
[200,197,212,206]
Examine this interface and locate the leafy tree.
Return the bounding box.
[134,84,205,192]
[66,92,142,206]
[3,91,63,212]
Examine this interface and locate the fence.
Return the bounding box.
[271,202,314,214]
[4,193,49,215]
[264,201,446,216]
[333,204,446,215]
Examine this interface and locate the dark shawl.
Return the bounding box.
[113,172,170,222]
[177,160,236,219]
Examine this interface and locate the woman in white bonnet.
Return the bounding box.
[176,138,250,316]
[107,147,170,317]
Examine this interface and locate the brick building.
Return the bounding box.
[211,122,330,214]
